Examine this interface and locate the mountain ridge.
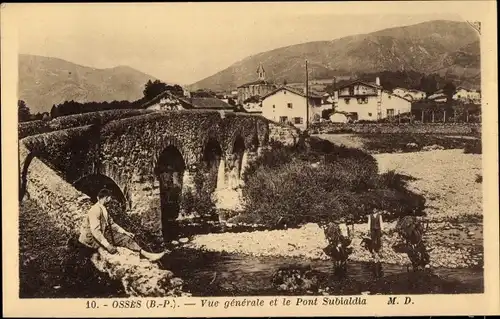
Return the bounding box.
[189,20,480,92]
[18,54,161,114]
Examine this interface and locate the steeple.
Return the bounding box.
[257,63,266,81]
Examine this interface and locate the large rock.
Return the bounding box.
[22,145,188,297]
[91,248,190,297]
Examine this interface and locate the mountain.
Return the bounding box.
[18,54,159,114]
[189,20,480,92]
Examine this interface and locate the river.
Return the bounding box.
[160,248,483,296]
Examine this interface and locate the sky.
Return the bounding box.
[13,2,471,85]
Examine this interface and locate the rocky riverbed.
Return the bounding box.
[182,220,482,269]
[183,149,483,270]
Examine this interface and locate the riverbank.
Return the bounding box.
[183,220,482,269]
[184,149,483,269]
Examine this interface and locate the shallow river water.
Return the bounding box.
[160,248,484,296]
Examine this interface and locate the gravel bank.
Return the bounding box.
[183,222,482,269]
[374,149,482,222]
[183,150,483,269]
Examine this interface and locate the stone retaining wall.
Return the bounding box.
[309,123,481,135]
[21,143,188,297]
[268,121,301,146]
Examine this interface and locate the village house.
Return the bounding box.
[427,90,448,103]
[393,87,426,101]
[333,77,411,121]
[142,90,234,112]
[141,90,193,111]
[237,64,278,105]
[453,87,481,103]
[261,86,323,130]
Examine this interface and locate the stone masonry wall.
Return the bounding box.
[268,121,302,147]
[20,142,188,297]
[308,123,482,135]
[18,109,154,139]
[20,110,271,246]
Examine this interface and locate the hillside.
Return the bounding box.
[189,20,480,92]
[18,54,159,113]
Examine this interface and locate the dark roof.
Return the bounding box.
[336,80,382,91]
[140,90,194,109]
[383,90,412,102]
[262,86,323,100]
[188,97,234,110]
[237,79,276,88]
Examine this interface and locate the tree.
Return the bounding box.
[50,105,59,118]
[227,98,236,106]
[18,100,31,122]
[442,81,456,103]
[419,75,439,96]
[321,109,334,120]
[143,79,168,100]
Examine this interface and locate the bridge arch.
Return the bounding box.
[73,173,128,213]
[155,136,188,169]
[154,144,186,242]
[230,134,246,180]
[201,136,223,194]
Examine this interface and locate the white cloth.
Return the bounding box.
[339,223,349,238]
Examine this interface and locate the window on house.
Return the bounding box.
[279,116,288,123]
[388,95,392,99]
[287,103,293,109]
[344,98,350,104]
[293,117,303,124]
[387,109,395,118]
[368,113,372,117]
[273,104,275,108]
[284,91,287,94]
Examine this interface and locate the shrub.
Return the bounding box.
[180,168,218,219]
[239,138,425,227]
[464,139,482,154]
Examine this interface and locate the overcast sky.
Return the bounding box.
[15,3,470,85]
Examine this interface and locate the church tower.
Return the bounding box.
[257,63,266,81]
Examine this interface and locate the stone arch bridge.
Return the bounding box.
[19,109,299,244]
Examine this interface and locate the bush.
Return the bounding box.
[464,139,482,154]
[239,138,425,227]
[180,168,218,219]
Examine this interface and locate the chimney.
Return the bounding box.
[375,76,381,86]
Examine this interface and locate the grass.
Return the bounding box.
[236,137,426,228]
[19,199,125,298]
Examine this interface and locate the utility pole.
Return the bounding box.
[305,59,309,129]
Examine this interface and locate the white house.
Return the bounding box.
[428,91,448,103]
[334,78,411,121]
[393,87,408,97]
[453,87,481,103]
[261,86,323,130]
[392,87,426,101]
